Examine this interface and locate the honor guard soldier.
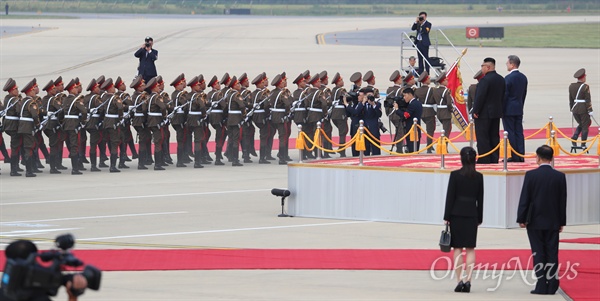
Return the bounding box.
[291,73,308,140]
[41,80,64,174]
[433,72,454,143]
[415,71,436,153]
[100,79,124,172]
[145,77,167,170]
[225,76,246,166]
[186,75,207,168]
[569,68,594,149]
[205,75,224,165]
[305,74,328,158]
[319,71,333,158]
[115,76,138,163]
[239,73,256,163]
[130,76,151,169]
[0,95,8,168]
[62,78,87,175]
[302,70,311,83]
[250,73,274,164]
[31,90,49,170]
[195,75,211,164]
[88,75,107,166]
[3,78,24,176]
[84,78,104,171]
[467,70,483,115]
[386,70,406,153]
[363,71,380,98]
[169,73,190,167]
[207,74,229,165]
[349,72,362,92]
[156,75,173,165]
[268,73,292,164]
[52,76,68,169]
[330,72,349,157]
[17,79,41,177]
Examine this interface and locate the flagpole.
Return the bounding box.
[446,48,468,75]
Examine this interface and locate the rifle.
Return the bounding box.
[160,98,193,127]
[116,100,146,127]
[240,96,270,126]
[200,92,229,123]
[34,108,63,134]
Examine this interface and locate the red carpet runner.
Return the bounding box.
[560,237,600,245]
[1,249,598,300]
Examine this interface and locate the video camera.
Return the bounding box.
[343,91,358,106]
[383,96,406,110]
[1,234,101,301]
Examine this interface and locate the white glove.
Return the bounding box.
[589,111,594,116]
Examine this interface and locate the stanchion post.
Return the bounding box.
[298,125,303,163]
[469,119,474,148]
[413,118,418,153]
[551,130,556,168]
[440,129,446,170]
[316,121,322,159]
[359,122,365,166]
[503,131,508,172]
[549,115,554,134]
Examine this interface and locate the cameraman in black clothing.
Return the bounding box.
[1,240,88,301]
[134,37,158,84]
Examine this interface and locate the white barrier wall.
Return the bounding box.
[287,164,600,229]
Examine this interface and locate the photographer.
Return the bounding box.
[394,88,422,153]
[134,37,158,84]
[361,88,382,156]
[1,240,87,301]
[410,12,431,74]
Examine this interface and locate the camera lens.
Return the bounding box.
[419,16,424,21]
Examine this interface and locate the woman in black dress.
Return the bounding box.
[443,147,484,293]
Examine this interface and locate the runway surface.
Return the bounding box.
[0,14,599,300]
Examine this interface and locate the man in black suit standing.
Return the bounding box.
[395,88,422,153]
[517,145,567,295]
[411,12,431,74]
[134,36,158,84]
[472,57,505,164]
[503,55,528,162]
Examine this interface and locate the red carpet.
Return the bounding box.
[1,248,598,300]
[561,237,600,244]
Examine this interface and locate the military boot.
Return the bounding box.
[25,158,36,177]
[193,151,204,168]
[109,155,120,173]
[10,155,22,176]
[90,153,101,172]
[71,157,82,175]
[154,151,165,170]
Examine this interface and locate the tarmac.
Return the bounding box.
[0,14,599,300]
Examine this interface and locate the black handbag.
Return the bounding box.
[439,224,451,253]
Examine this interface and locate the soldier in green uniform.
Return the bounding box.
[569,68,594,148]
[84,79,104,171]
[330,72,349,157]
[415,71,436,153]
[145,77,167,170]
[350,72,362,92]
[17,79,40,177]
[100,79,124,172]
[3,78,24,176]
[304,74,327,158]
[185,75,207,168]
[268,73,292,164]
[62,79,87,175]
[467,70,483,115]
[386,70,405,153]
[209,73,231,165]
[238,73,255,163]
[156,76,173,165]
[206,75,224,165]
[319,71,333,158]
[225,76,246,166]
[52,76,68,170]
[115,76,138,165]
[433,72,454,143]
[169,73,190,167]
[41,80,64,174]
[249,73,273,164]
[130,76,150,169]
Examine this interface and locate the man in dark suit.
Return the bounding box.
[517,145,567,295]
[472,57,505,164]
[410,12,431,74]
[503,55,528,162]
[362,88,382,156]
[395,88,422,153]
[134,37,158,84]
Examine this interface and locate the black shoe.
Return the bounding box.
[154,165,165,170]
[36,161,45,169]
[164,158,174,165]
[205,155,213,162]
[132,153,139,159]
[278,160,287,165]
[26,172,36,177]
[244,158,253,163]
[99,161,109,168]
[109,167,121,173]
[285,156,293,162]
[265,155,276,161]
[138,164,148,170]
[194,163,204,168]
[32,168,43,173]
[176,162,187,167]
[80,157,90,164]
[57,164,68,170]
[10,171,22,176]
[50,168,61,174]
[306,154,315,159]
[200,159,211,165]
[250,150,258,157]
[462,281,471,293]
[530,289,548,295]
[118,162,130,169]
[16,166,24,172]
[259,159,271,164]
[71,169,82,175]
[123,156,132,162]
[214,159,225,166]
[454,281,464,293]
[90,166,101,172]
[232,161,243,167]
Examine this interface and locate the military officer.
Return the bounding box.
[467,70,483,115]
[239,73,256,163]
[41,80,64,174]
[268,73,292,164]
[329,72,349,157]
[16,79,41,177]
[185,75,207,168]
[3,78,24,176]
[386,70,406,153]
[304,74,328,158]
[196,74,212,163]
[206,75,225,165]
[349,72,362,92]
[145,77,167,170]
[83,78,104,171]
[291,73,308,138]
[433,72,454,143]
[363,71,380,98]
[569,68,594,148]
[115,76,139,164]
[225,76,246,166]
[156,75,173,165]
[130,76,151,169]
[318,71,334,158]
[249,73,273,164]
[415,71,436,153]
[52,76,68,169]
[99,79,124,172]
[62,78,87,175]
[169,73,190,167]
[31,90,49,170]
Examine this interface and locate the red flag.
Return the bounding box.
[447,61,469,131]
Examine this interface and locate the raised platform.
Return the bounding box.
[287,155,600,229]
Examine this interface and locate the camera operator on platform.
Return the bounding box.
[134,37,158,85]
[410,12,431,74]
[1,240,87,301]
